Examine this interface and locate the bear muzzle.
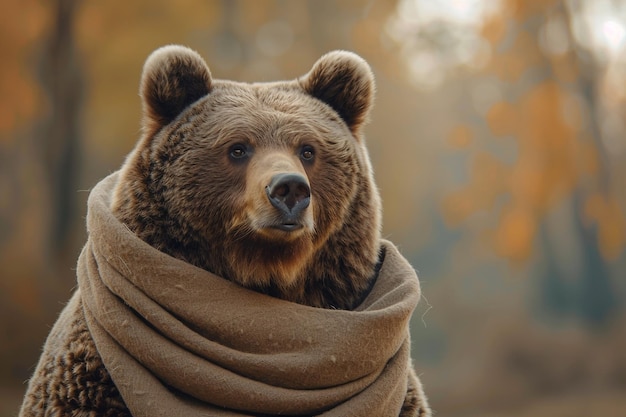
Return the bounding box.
[265,173,311,231]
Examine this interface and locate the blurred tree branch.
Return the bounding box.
[37,0,83,260]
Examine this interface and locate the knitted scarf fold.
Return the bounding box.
[75,172,421,416]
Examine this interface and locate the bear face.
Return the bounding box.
[111,46,381,309]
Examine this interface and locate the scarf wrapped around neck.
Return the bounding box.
[75,172,422,416]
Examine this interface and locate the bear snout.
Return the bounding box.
[265,173,311,230]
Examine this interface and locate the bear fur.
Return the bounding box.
[112,45,382,310]
[19,46,429,416]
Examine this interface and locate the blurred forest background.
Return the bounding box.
[1,0,626,415]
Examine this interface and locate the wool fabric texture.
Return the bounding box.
[31,173,424,416]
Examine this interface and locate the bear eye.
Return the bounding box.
[229,144,248,160]
[300,145,315,161]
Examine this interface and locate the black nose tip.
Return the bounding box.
[266,173,311,215]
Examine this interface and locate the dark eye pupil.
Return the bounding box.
[301,147,314,160]
[231,146,246,158]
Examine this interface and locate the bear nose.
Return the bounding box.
[265,173,311,216]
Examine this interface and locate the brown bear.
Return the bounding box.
[19,46,431,416]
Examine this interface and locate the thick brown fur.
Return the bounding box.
[112,46,382,310]
[21,46,428,417]
[20,297,131,417]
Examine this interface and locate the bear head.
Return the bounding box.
[111,45,382,309]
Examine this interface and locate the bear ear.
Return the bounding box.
[300,51,375,135]
[140,45,212,136]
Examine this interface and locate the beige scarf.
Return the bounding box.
[76,172,421,416]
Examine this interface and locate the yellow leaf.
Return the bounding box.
[447,125,473,149]
[494,206,536,262]
[487,101,517,137]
